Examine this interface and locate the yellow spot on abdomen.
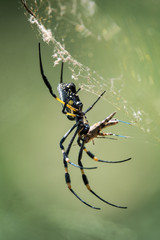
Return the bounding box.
[84,148,87,153]
[68,100,73,105]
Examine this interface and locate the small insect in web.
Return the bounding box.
[38,43,132,210]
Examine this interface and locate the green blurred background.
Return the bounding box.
[0,0,160,239]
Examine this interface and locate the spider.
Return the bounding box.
[38,43,131,210]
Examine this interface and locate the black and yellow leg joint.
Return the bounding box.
[65,172,71,189]
[81,170,91,191]
[83,147,98,161]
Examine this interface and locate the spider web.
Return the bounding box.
[21,0,153,137]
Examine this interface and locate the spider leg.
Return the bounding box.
[77,140,131,163]
[60,62,72,115]
[62,125,99,209]
[62,102,67,114]
[60,124,82,169]
[84,146,131,163]
[97,132,130,139]
[63,160,100,210]
[60,61,64,83]
[38,43,78,116]
[84,91,106,114]
[60,124,97,170]
[60,61,68,114]
[76,88,81,94]
[78,139,128,209]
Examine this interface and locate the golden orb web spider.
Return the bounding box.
[38,43,132,210]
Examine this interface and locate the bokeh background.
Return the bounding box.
[0,0,160,239]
